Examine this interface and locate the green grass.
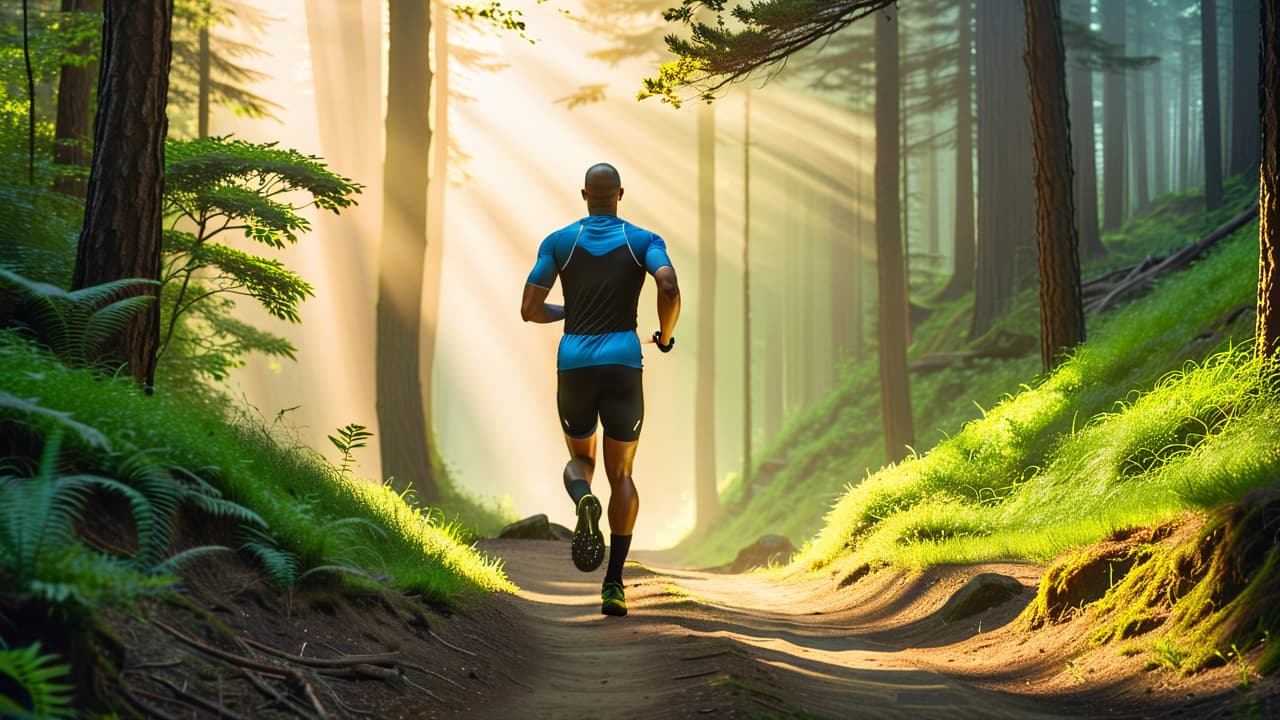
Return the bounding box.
[683,174,1263,569]
[0,332,514,604]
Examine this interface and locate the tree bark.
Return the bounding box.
[936,0,975,302]
[197,5,209,139]
[1065,0,1103,259]
[376,0,437,502]
[1180,19,1192,191]
[1024,0,1085,372]
[52,0,102,197]
[971,0,1035,340]
[1130,10,1150,213]
[1202,0,1224,211]
[741,89,753,501]
[695,101,720,529]
[422,0,449,463]
[72,0,173,388]
[1100,0,1126,230]
[1256,0,1280,360]
[1152,34,1168,198]
[875,5,914,463]
[1230,0,1261,177]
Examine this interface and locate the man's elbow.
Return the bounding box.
[656,268,680,302]
[521,304,537,322]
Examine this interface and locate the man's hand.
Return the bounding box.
[651,330,675,352]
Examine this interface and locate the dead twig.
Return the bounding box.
[402,662,467,690]
[240,669,320,720]
[242,637,401,668]
[312,673,380,717]
[121,685,184,720]
[155,676,254,720]
[315,662,403,683]
[403,674,447,704]
[152,619,331,720]
[430,629,478,657]
[151,619,291,678]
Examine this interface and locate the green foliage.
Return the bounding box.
[0,330,513,603]
[328,423,373,477]
[156,135,361,387]
[0,642,75,720]
[640,1,896,105]
[0,184,80,286]
[0,268,158,371]
[0,431,179,607]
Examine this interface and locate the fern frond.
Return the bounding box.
[114,454,184,567]
[0,392,110,450]
[186,492,267,528]
[0,642,75,720]
[238,527,299,587]
[150,545,232,575]
[81,295,157,360]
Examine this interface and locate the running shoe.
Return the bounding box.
[601,580,627,616]
[571,494,604,572]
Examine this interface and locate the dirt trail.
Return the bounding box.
[457,539,1073,720]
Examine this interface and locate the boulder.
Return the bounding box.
[728,534,796,572]
[497,514,571,541]
[938,573,1026,622]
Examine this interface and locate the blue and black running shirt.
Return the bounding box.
[526,215,673,371]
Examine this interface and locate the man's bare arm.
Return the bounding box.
[654,265,680,345]
[521,283,565,323]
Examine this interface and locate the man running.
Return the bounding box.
[521,162,681,617]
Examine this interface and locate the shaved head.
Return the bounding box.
[583,163,622,198]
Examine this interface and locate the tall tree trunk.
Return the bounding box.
[52,0,101,197]
[422,0,449,457]
[1152,37,1168,198]
[1256,0,1280,360]
[694,101,720,529]
[1101,0,1126,230]
[1024,0,1085,372]
[937,0,975,302]
[197,19,210,138]
[1230,0,1261,177]
[741,88,753,503]
[1180,19,1192,191]
[377,0,437,502]
[1130,12,1150,213]
[875,5,914,463]
[971,0,1034,340]
[1202,0,1224,211]
[1065,0,1103,259]
[72,0,172,388]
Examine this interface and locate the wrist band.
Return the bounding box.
[653,330,675,353]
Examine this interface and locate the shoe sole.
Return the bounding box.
[572,495,604,572]
[601,601,627,617]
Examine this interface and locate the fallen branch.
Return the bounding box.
[241,637,401,669]
[315,662,403,683]
[151,619,291,678]
[152,619,331,720]
[1087,199,1259,314]
[121,685,183,720]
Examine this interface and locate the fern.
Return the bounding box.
[238,525,300,587]
[0,642,75,720]
[0,391,110,451]
[0,268,159,370]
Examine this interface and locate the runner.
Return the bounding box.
[520,162,681,616]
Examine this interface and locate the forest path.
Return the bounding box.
[461,539,1071,720]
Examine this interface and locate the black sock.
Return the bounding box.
[605,534,632,583]
[565,478,591,505]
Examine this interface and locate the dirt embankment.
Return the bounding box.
[90,535,1275,719]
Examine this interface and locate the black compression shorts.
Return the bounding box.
[557,365,644,442]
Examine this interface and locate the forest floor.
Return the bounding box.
[112,536,1277,719]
